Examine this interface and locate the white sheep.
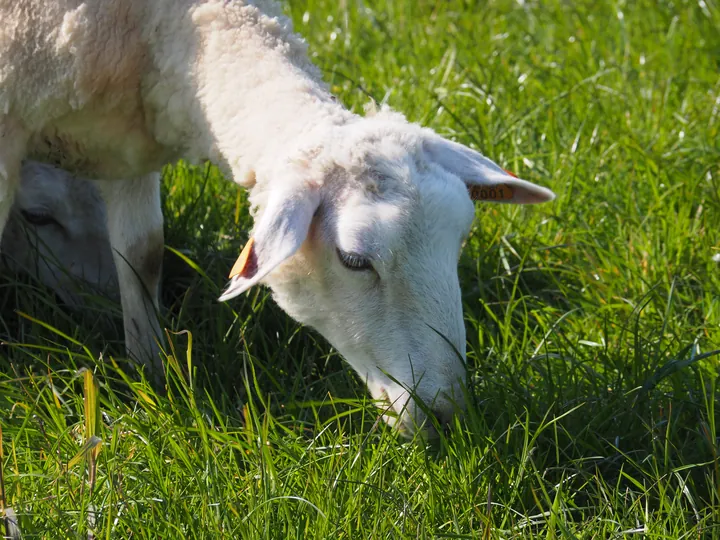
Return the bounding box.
[0,0,554,435]
[2,161,116,304]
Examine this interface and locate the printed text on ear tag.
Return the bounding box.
[229,237,255,278]
[468,184,515,201]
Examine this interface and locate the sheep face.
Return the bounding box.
[277,158,475,437]
[220,113,555,437]
[1,162,116,305]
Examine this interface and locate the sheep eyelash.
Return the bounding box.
[336,248,373,271]
[21,209,59,227]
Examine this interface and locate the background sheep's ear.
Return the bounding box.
[424,136,555,204]
[218,187,320,301]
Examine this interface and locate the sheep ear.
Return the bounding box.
[424,137,555,204]
[218,187,320,301]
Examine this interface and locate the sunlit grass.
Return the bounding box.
[1,0,719,537]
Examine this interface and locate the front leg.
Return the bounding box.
[0,117,26,254]
[94,174,164,377]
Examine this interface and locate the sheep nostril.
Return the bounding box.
[431,407,453,428]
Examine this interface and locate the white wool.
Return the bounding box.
[0,0,555,436]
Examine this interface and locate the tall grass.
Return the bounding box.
[1,0,719,537]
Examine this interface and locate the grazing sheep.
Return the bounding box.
[1,161,116,305]
[0,0,554,435]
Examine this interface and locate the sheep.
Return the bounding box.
[0,0,555,436]
[2,161,116,304]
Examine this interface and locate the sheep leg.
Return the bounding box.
[0,118,26,248]
[95,175,164,378]
[0,168,17,245]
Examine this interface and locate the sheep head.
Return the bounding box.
[220,110,555,437]
[2,162,117,305]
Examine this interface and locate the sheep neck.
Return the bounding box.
[142,0,354,187]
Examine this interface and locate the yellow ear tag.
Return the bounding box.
[229,237,255,279]
[468,184,515,201]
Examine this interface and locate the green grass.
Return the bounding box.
[2,0,720,537]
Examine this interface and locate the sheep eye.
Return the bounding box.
[21,209,58,227]
[337,248,372,271]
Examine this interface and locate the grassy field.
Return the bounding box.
[2,0,720,537]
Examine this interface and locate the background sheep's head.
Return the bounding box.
[1,162,117,305]
[220,109,556,437]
